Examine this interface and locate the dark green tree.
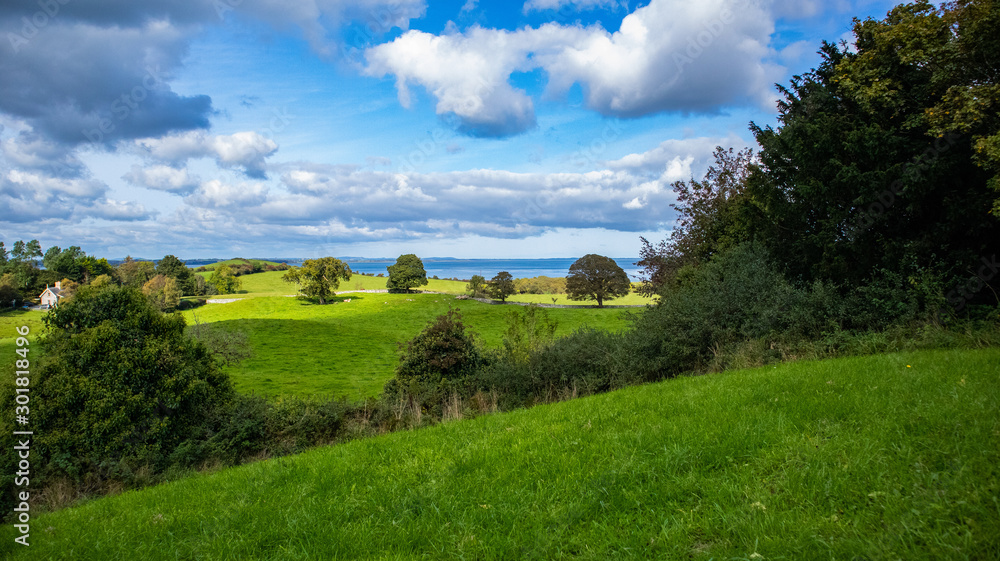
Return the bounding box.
[566,254,631,308]
[747,1,999,305]
[156,254,195,295]
[390,308,483,389]
[33,285,233,479]
[282,257,352,304]
[386,254,429,293]
[636,146,758,296]
[488,271,516,303]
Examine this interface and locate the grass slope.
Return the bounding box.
[183,293,632,398]
[6,348,998,559]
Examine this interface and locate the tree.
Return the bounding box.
[32,284,233,482]
[116,256,156,287]
[142,274,182,311]
[501,305,558,364]
[566,254,631,308]
[391,308,483,388]
[636,146,758,296]
[488,271,516,303]
[209,264,242,295]
[386,254,429,293]
[746,1,999,305]
[466,274,487,298]
[156,254,195,295]
[282,257,352,304]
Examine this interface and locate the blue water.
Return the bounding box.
[180,257,643,281]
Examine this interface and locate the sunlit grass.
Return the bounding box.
[182,293,630,398]
[5,347,997,560]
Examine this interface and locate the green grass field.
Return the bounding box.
[182,293,632,398]
[197,258,287,271]
[5,347,997,559]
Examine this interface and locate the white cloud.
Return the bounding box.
[88,199,155,221]
[365,0,784,137]
[186,179,269,209]
[135,131,278,178]
[122,164,201,194]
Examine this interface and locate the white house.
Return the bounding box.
[39,281,63,308]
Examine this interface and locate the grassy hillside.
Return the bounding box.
[5,348,997,559]
[197,258,287,271]
[181,293,631,398]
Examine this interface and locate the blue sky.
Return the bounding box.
[0,0,899,259]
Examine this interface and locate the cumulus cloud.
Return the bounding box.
[366,0,783,137]
[135,131,278,178]
[246,163,679,234]
[0,0,425,152]
[87,199,156,221]
[605,133,748,178]
[186,179,269,209]
[122,164,201,194]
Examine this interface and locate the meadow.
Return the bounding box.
[4,347,996,560]
[182,270,639,398]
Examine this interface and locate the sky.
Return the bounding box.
[0,0,901,259]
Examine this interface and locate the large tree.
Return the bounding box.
[282,257,352,304]
[565,254,631,308]
[156,255,195,295]
[386,254,429,293]
[115,256,156,287]
[32,284,233,483]
[209,264,242,295]
[636,146,758,296]
[746,0,999,304]
[488,271,516,303]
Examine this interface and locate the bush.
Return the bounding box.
[385,308,485,410]
[24,285,234,489]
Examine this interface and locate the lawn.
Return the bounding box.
[182,293,633,398]
[5,347,997,559]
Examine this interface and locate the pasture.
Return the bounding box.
[6,347,997,560]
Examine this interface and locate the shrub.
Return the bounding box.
[385,308,485,409]
[28,285,234,486]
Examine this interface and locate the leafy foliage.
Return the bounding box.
[33,285,234,481]
[386,254,429,292]
[142,274,182,311]
[747,2,999,306]
[387,308,484,403]
[282,257,352,304]
[565,254,631,307]
[636,146,757,296]
[466,274,487,298]
[155,255,195,295]
[488,271,515,303]
[209,264,243,295]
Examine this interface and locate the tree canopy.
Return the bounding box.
[566,254,631,308]
[488,271,516,303]
[282,257,352,304]
[744,0,999,302]
[386,254,429,293]
[34,285,233,476]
